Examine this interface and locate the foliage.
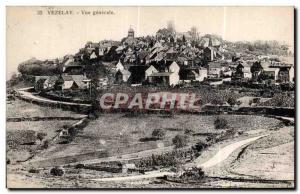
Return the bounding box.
[172,134,188,148]
[50,167,64,176]
[192,140,209,152]
[36,132,47,141]
[152,129,166,140]
[227,97,237,107]
[179,167,205,181]
[214,117,228,129]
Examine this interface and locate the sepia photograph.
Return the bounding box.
[6,6,295,189]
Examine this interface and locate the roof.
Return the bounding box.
[63,80,77,89]
[62,75,73,81]
[137,51,149,60]
[71,75,88,88]
[149,72,173,77]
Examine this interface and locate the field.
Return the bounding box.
[33,113,282,165]
[6,98,294,189]
[6,99,85,118]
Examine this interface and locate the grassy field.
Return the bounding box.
[6,99,85,118]
[37,113,282,161]
[229,126,294,180]
[7,120,77,163]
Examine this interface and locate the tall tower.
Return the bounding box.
[167,20,175,34]
[128,26,134,38]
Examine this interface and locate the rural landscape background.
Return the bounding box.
[6,6,295,189]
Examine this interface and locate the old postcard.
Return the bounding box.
[6,6,295,189]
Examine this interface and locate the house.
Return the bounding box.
[145,65,159,79]
[148,72,179,86]
[115,60,124,71]
[203,47,223,62]
[250,61,263,81]
[34,77,48,92]
[235,63,252,79]
[197,68,208,81]
[208,62,222,78]
[179,67,207,82]
[278,65,294,83]
[56,75,88,90]
[34,76,58,91]
[115,69,131,84]
[262,67,280,81]
[147,61,180,86]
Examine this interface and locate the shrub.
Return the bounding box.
[192,140,209,152]
[41,139,49,149]
[152,129,166,140]
[227,97,237,107]
[36,132,47,141]
[184,129,194,135]
[180,167,205,181]
[50,167,64,176]
[172,134,188,148]
[75,163,85,169]
[214,117,228,129]
[68,127,77,137]
[28,168,40,173]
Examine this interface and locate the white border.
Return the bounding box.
[1,0,298,194]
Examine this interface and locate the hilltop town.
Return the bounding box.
[6,21,295,188]
[10,22,294,100]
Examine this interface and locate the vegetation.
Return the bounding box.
[172,134,188,148]
[179,167,205,181]
[152,129,166,140]
[214,117,228,129]
[36,132,47,141]
[227,97,237,107]
[50,167,64,176]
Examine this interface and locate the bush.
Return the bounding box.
[36,132,47,141]
[75,163,85,169]
[172,134,188,148]
[68,127,77,137]
[214,117,228,129]
[179,167,205,181]
[28,168,40,173]
[227,97,237,107]
[152,129,166,140]
[184,129,194,135]
[50,167,64,176]
[41,139,49,149]
[192,140,209,152]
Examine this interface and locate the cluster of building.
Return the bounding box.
[34,25,294,92]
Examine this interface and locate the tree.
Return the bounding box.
[172,134,188,148]
[227,97,237,107]
[152,129,166,140]
[182,35,186,43]
[214,117,228,129]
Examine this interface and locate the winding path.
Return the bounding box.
[91,134,267,182]
[17,88,91,107]
[196,135,267,169]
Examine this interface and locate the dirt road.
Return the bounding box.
[92,134,266,182]
[18,88,91,107]
[196,135,267,169]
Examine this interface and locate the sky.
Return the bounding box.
[6,6,294,79]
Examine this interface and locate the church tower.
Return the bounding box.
[128,26,134,38]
